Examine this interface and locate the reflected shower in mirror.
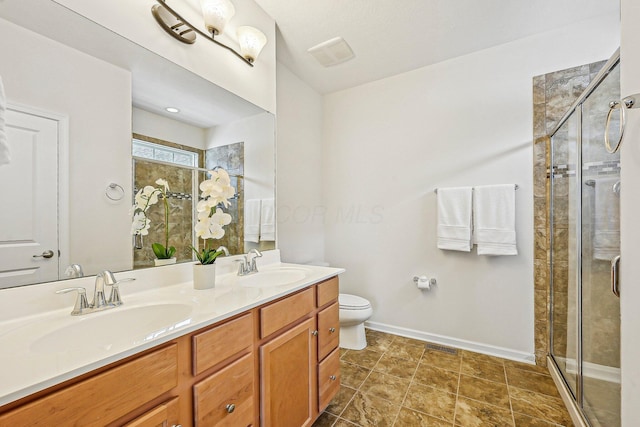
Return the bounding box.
[0,0,275,288]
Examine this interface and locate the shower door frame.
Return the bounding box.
[548,49,620,427]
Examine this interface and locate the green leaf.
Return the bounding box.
[167,246,176,258]
[152,243,170,259]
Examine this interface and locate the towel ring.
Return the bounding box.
[604,94,638,154]
[105,183,125,201]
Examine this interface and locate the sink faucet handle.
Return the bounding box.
[56,287,90,316]
[248,249,263,273]
[234,258,248,276]
[107,278,135,306]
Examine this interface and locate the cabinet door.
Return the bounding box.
[318,349,340,412]
[124,397,180,427]
[317,302,339,361]
[260,317,315,427]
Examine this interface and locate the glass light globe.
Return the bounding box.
[200,0,235,36]
[237,26,267,63]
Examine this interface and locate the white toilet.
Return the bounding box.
[339,293,373,350]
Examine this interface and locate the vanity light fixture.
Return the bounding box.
[151,0,267,67]
[165,107,180,113]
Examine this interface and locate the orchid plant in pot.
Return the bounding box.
[191,168,234,289]
[131,178,176,266]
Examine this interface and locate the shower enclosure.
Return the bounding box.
[549,52,621,427]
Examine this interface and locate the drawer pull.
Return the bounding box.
[311,330,318,336]
[329,327,336,333]
[329,375,337,381]
[226,403,236,414]
[171,425,182,427]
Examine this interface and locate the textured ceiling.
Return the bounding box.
[254,0,619,94]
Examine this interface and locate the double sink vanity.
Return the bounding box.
[0,250,343,426]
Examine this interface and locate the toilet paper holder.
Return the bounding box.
[413,276,437,289]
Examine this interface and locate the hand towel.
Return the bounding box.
[437,187,473,251]
[474,184,517,256]
[0,76,9,166]
[244,199,261,243]
[260,198,275,241]
[593,177,620,261]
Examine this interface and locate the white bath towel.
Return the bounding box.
[474,184,517,256]
[0,76,9,166]
[260,198,275,241]
[437,186,473,252]
[593,177,620,261]
[244,199,261,243]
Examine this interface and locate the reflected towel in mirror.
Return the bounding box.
[244,199,261,243]
[260,198,275,241]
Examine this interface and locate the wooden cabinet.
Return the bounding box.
[260,318,315,427]
[0,275,340,427]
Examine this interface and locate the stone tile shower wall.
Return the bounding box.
[133,134,205,269]
[532,61,606,366]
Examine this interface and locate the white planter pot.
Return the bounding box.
[154,257,177,266]
[193,263,216,290]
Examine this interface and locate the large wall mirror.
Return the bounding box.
[0,0,276,289]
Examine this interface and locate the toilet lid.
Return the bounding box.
[339,293,371,309]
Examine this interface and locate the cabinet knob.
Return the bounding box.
[329,327,336,333]
[311,330,318,336]
[330,375,337,381]
[226,403,236,413]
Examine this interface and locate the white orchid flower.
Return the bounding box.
[131,212,150,235]
[211,208,232,226]
[155,178,170,192]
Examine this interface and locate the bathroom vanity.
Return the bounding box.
[0,255,342,426]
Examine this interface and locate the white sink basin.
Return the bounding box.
[219,267,310,288]
[30,303,193,354]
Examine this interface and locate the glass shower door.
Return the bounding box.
[580,63,621,427]
[550,112,579,398]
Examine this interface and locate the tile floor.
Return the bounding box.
[313,329,574,427]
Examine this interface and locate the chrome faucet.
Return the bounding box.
[236,248,263,276]
[56,270,135,316]
[216,245,230,256]
[64,264,84,278]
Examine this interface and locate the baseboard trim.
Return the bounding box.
[547,355,589,427]
[365,320,535,364]
[554,356,621,384]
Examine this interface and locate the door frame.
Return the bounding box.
[7,102,69,280]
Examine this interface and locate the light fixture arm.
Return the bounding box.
[152,0,254,67]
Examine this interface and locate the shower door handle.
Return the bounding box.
[611,255,621,298]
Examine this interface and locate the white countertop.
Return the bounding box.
[0,251,344,407]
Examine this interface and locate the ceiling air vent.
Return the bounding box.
[307,37,355,67]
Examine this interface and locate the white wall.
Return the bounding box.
[0,18,132,275]
[275,63,325,264]
[620,0,640,423]
[53,0,276,113]
[205,112,275,200]
[132,108,206,150]
[322,16,619,358]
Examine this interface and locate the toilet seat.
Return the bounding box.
[339,293,371,310]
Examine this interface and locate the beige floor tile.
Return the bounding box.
[374,353,419,379]
[395,407,454,427]
[360,371,411,404]
[454,396,515,426]
[461,350,506,366]
[341,361,371,389]
[421,349,462,373]
[334,419,361,427]
[326,386,357,416]
[313,411,338,427]
[393,335,427,348]
[460,358,507,383]
[365,329,395,353]
[341,391,400,427]
[403,382,456,422]
[510,386,573,426]
[513,412,565,426]
[413,363,460,394]
[386,342,425,362]
[458,374,510,409]
[504,360,551,376]
[342,348,383,370]
[507,369,561,398]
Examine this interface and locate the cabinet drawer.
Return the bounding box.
[316,276,339,307]
[194,352,255,427]
[124,396,180,427]
[260,288,314,338]
[0,344,178,427]
[317,302,340,360]
[318,348,340,412]
[193,313,253,375]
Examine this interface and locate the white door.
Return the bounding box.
[0,107,58,288]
